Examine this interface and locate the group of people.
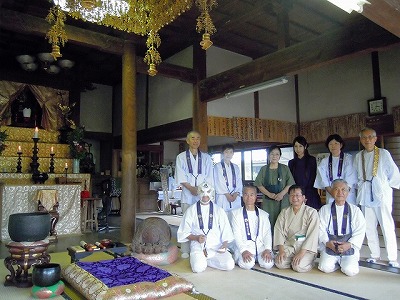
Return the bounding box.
[175,128,400,276]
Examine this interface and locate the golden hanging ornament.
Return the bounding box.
[51,45,62,59]
[47,0,218,74]
[45,5,68,60]
[196,0,217,49]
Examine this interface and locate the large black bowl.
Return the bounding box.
[32,263,61,287]
[8,212,51,242]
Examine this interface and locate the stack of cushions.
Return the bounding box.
[62,256,193,299]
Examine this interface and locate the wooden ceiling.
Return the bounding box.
[1,0,400,92]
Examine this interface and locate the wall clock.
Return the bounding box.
[368,98,387,116]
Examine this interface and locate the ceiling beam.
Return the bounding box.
[362,0,400,38]
[199,16,400,102]
[0,9,197,83]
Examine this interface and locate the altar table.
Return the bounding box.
[0,184,82,241]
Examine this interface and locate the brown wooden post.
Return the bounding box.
[120,40,137,243]
[193,43,208,152]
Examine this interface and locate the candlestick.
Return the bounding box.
[16,152,22,173]
[33,127,39,138]
[49,153,55,173]
[50,146,54,154]
[30,137,40,174]
[18,145,22,153]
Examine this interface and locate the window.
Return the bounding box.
[244,149,267,181]
[211,145,293,182]
[211,152,242,176]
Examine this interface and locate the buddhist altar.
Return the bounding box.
[0,126,91,241]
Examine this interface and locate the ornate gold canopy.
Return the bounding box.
[46,0,217,76]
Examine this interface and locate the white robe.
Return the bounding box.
[230,207,273,269]
[354,148,400,261]
[318,202,366,251]
[177,201,235,272]
[177,202,234,255]
[354,148,400,207]
[175,151,214,205]
[318,202,366,276]
[214,161,243,212]
[314,153,357,204]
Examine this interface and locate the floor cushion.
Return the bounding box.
[62,256,193,300]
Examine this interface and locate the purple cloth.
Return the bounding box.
[76,256,172,288]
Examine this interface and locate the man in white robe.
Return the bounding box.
[214,144,243,212]
[177,182,235,273]
[354,127,400,267]
[274,185,319,272]
[175,131,214,257]
[230,185,273,270]
[318,179,366,276]
[314,134,357,204]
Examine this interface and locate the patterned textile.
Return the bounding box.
[62,256,193,300]
[77,257,171,288]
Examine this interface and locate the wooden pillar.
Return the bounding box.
[120,41,137,243]
[193,43,208,152]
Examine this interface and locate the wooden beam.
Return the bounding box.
[362,0,400,38]
[0,9,196,83]
[199,17,400,102]
[136,118,193,145]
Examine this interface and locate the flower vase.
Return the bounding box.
[73,159,80,174]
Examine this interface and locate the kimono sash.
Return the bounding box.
[263,164,283,194]
[326,202,354,256]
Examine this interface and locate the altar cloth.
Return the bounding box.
[0,184,81,241]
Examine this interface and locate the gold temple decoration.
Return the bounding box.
[47,0,218,76]
[196,0,217,50]
[46,5,68,60]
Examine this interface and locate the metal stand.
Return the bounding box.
[16,151,22,173]
[64,166,68,182]
[49,153,55,173]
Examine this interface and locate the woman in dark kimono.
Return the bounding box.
[288,136,321,210]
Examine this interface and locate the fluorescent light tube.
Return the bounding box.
[225,76,288,99]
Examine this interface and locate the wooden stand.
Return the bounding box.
[38,201,59,243]
[4,241,50,288]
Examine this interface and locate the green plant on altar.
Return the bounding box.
[0,129,8,155]
[66,125,87,159]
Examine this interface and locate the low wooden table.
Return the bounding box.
[67,242,127,263]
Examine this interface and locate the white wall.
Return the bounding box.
[206,46,251,77]
[298,55,373,122]
[258,76,297,122]
[148,76,193,127]
[379,45,400,111]
[207,47,254,117]
[80,83,113,132]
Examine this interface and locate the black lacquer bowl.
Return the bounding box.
[32,263,61,287]
[8,212,51,242]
